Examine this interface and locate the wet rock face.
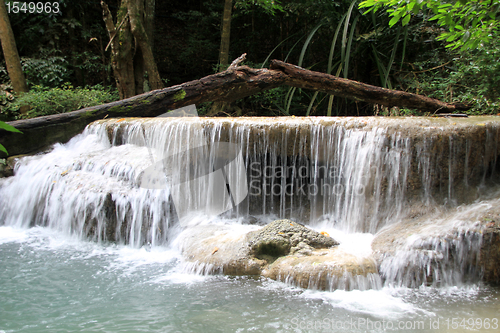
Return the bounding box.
[479,217,500,284]
[0,156,20,178]
[0,161,13,178]
[372,200,500,286]
[247,219,339,259]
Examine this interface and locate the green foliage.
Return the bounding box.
[9,84,119,119]
[0,120,22,155]
[244,86,290,115]
[18,56,71,88]
[397,31,500,114]
[359,0,500,50]
[71,50,110,86]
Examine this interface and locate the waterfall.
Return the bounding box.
[1,116,499,288]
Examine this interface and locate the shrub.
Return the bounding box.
[10,84,119,119]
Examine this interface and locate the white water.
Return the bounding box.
[1,117,499,331]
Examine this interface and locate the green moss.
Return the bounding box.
[84,110,96,118]
[117,5,128,21]
[107,105,134,113]
[108,106,126,113]
[173,89,186,102]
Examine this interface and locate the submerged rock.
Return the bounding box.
[179,218,379,290]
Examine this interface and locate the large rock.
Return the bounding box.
[262,248,379,291]
[246,219,339,259]
[178,219,380,290]
[175,224,266,276]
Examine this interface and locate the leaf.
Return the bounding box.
[446,33,458,42]
[389,15,400,27]
[0,144,7,155]
[0,121,22,134]
[412,4,421,14]
[402,14,411,26]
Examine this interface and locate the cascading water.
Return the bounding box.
[1,116,499,332]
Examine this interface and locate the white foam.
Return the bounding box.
[0,226,29,244]
[112,246,179,267]
[152,271,213,285]
[311,222,374,258]
[301,288,426,319]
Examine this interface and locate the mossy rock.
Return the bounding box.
[246,219,339,259]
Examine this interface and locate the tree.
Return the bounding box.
[0,0,28,94]
[219,0,233,68]
[359,0,500,50]
[101,0,162,99]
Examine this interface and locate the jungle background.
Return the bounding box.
[0,0,499,121]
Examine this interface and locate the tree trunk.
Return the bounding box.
[127,0,162,91]
[219,0,232,67]
[101,0,162,99]
[0,0,28,95]
[211,0,234,115]
[144,0,155,52]
[102,0,135,99]
[0,57,470,157]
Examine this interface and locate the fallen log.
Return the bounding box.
[270,60,470,113]
[0,55,469,157]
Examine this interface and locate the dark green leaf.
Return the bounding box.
[0,121,22,134]
[0,144,7,155]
